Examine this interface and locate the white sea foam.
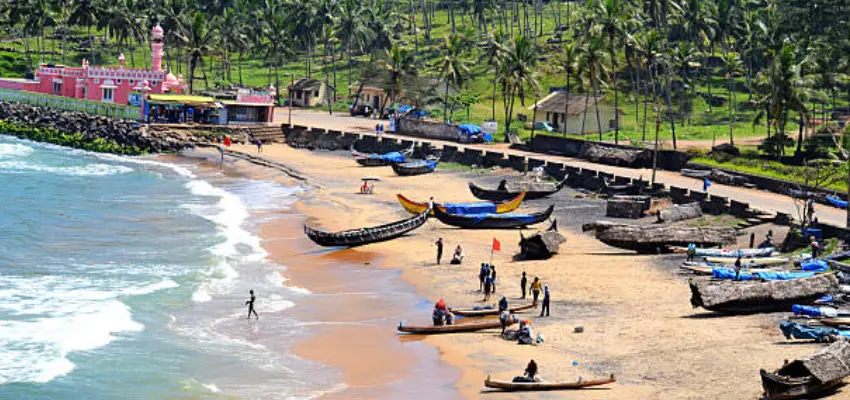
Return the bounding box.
[0,142,33,158]
[263,294,295,313]
[202,382,221,393]
[122,279,179,296]
[0,160,133,176]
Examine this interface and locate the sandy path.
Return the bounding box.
[278,108,847,228]
[217,141,842,399]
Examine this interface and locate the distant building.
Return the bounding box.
[287,78,330,107]
[528,91,623,134]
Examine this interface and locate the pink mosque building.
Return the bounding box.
[0,25,276,123]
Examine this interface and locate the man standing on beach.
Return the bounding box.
[520,271,527,299]
[435,237,444,265]
[246,289,258,319]
[531,277,541,306]
[490,265,497,293]
[539,285,550,317]
[256,139,263,153]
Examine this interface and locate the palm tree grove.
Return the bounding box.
[2,0,850,187]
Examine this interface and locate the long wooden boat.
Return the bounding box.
[396,192,526,215]
[449,303,536,317]
[304,209,429,247]
[760,341,850,399]
[668,247,776,258]
[432,205,554,229]
[484,374,616,391]
[397,317,514,334]
[819,318,850,328]
[581,221,736,254]
[391,160,437,176]
[468,178,568,201]
[689,274,839,314]
[827,195,848,210]
[704,256,789,266]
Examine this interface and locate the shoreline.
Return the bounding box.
[195,143,831,400]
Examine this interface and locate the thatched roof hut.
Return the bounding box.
[689,274,839,314]
[781,341,850,383]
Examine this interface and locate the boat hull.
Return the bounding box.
[396,192,526,215]
[391,161,437,176]
[468,178,567,201]
[397,318,514,334]
[304,210,429,247]
[432,205,554,229]
[449,304,536,317]
[484,376,616,391]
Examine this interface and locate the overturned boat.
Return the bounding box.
[351,145,413,167]
[304,209,429,247]
[433,205,554,229]
[761,341,850,399]
[469,178,568,201]
[688,274,839,314]
[581,221,736,253]
[519,220,566,260]
[396,192,526,215]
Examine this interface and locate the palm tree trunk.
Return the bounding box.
[796,113,804,156]
[449,0,456,33]
[238,50,244,86]
[728,71,734,145]
[348,47,353,95]
[594,83,603,142]
[609,36,619,144]
[563,74,570,137]
[581,90,589,136]
[491,68,497,120]
[443,80,450,123]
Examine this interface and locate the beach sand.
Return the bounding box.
[203,142,837,399]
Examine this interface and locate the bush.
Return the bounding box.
[0,120,145,155]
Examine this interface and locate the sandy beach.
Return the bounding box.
[203,141,839,399]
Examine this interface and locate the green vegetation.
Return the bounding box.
[0,0,847,155]
[0,120,145,154]
[437,161,490,172]
[693,154,848,192]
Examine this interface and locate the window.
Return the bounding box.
[130,79,134,84]
[53,82,61,94]
[102,88,114,102]
[313,90,319,97]
[117,79,122,84]
[94,78,99,84]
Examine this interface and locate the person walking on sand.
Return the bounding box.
[245,289,258,320]
[483,275,493,301]
[531,277,541,306]
[256,139,263,153]
[539,285,550,317]
[520,271,527,299]
[434,237,444,265]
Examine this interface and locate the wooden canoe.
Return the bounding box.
[820,318,850,328]
[484,374,616,391]
[704,257,789,266]
[396,192,526,215]
[397,317,514,334]
[449,303,536,317]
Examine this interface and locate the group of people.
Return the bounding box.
[432,298,455,326]
[480,263,497,301]
[434,237,465,265]
[520,272,550,317]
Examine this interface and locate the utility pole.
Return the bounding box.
[288,73,294,127]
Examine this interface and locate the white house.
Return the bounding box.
[528,91,623,134]
[288,78,331,107]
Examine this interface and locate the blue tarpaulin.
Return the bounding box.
[367,151,406,163]
[712,268,815,281]
[443,203,497,215]
[398,105,413,113]
[468,212,541,225]
[482,133,494,142]
[779,321,849,341]
[827,195,848,209]
[801,259,828,272]
[458,124,482,135]
[792,304,837,317]
[400,160,437,169]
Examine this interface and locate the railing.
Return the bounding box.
[0,89,140,120]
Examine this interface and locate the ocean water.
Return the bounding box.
[0,136,340,399]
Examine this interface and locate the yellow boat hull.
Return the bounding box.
[396,192,526,215]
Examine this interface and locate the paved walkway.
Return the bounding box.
[277,107,849,228]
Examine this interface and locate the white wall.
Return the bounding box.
[532,106,619,134]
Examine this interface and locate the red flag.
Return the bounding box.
[223,136,232,147]
[492,238,501,252]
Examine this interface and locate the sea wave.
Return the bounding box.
[0,160,134,176]
[0,143,33,158]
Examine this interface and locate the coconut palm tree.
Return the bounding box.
[68,0,100,63]
[554,41,578,136]
[438,34,469,123]
[479,29,507,121]
[589,0,633,144]
[722,52,742,145]
[383,44,414,112]
[337,0,373,95]
[501,35,539,140]
[178,11,217,92]
[669,41,701,126]
[578,35,608,141]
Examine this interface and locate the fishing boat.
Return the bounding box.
[304,209,429,247]
[820,318,850,328]
[760,341,850,399]
[581,221,736,254]
[397,317,514,334]
[391,160,438,176]
[449,303,536,317]
[351,145,413,167]
[671,247,776,258]
[468,178,568,201]
[704,256,788,265]
[484,374,616,392]
[827,195,848,210]
[432,205,554,229]
[688,274,839,314]
[396,192,526,215]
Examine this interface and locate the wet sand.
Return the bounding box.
[201,142,841,400]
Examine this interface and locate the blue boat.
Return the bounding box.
[827,195,847,209]
[352,145,413,167]
[392,160,438,176]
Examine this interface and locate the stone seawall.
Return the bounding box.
[0,100,206,153]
